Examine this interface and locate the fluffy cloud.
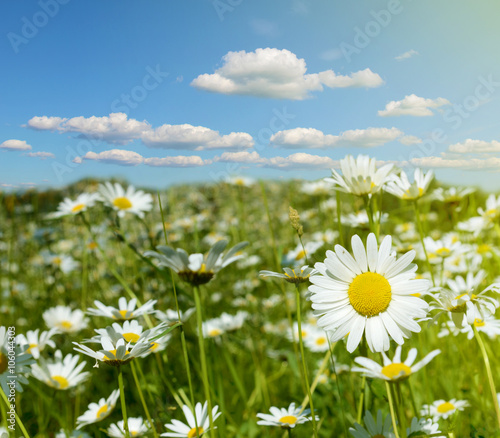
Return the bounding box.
[0,139,32,151]
[144,156,210,167]
[191,48,383,100]
[411,156,500,170]
[25,151,55,159]
[448,139,500,154]
[378,94,450,117]
[81,149,144,166]
[214,151,265,164]
[270,127,403,148]
[264,152,337,170]
[142,124,254,151]
[27,113,150,145]
[395,49,419,61]
[399,135,422,145]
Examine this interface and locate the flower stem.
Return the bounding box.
[473,325,500,429]
[118,365,131,438]
[193,285,215,438]
[131,361,158,438]
[336,191,344,246]
[395,383,407,438]
[385,381,400,438]
[295,284,319,438]
[0,387,30,438]
[413,200,436,286]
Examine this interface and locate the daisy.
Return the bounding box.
[282,241,323,265]
[155,308,195,325]
[352,346,440,382]
[225,176,255,187]
[423,235,464,263]
[384,168,433,200]
[98,182,153,218]
[145,240,248,286]
[325,154,395,196]
[301,180,332,196]
[349,410,395,438]
[407,417,444,437]
[42,252,79,274]
[43,306,89,333]
[431,186,475,203]
[260,265,318,284]
[47,192,101,219]
[478,194,500,225]
[76,389,120,429]
[161,401,221,437]
[421,399,469,421]
[309,233,430,353]
[342,211,389,229]
[17,328,58,359]
[31,351,89,390]
[304,327,330,353]
[87,297,157,321]
[108,417,151,438]
[257,402,317,429]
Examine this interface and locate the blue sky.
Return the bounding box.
[1,0,500,191]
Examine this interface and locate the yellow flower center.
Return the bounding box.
[113,197,133,210]
[208,329,222,337]
[104,349,130,360]
[0,353,8,374]
[150,342,160,351]
[295,250,306,260]
[71,203,86,213]
[187,427,205,437]
[60,320,73,329]
[485,208,498,218]
[436,247,451,257]
[96,404,108,418]
[53,257,62,266]
[477,244,491,254]
[474,319,485,327]
[279,415,298,425]
[316,337,327,346]
[116,310,131,319]
[381,363,412,380]
[87,241,98,250]
[437,401,455,414]
[123,333,140,343]
[348,272,392,317]
[51,375,69,389]
[27,343,38,354]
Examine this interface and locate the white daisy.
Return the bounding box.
[304,327,330,353]
[349,410,395,438]
[155,308,195,325]
[47,192,101,219]
[42,252,79,273]
[325,154,395,196]
[352,346,440,382]
[423,235,464,264]
[161,401,221,437]
[43,306,89,334]
[407,417,444,437]
[260,265,318,284]
[76,389,120,429]
[301,180,332,196]
[31,351,89,390]
[98,182,153,218]
[421,399,469,421]
[87,297,157,321]
[107,417,151,437]
[257,402,317,429]
[17,328,58,359]
[309,233,430,353]
[225,176,255,187]
[431,186,475,203]
[384,168,433,200]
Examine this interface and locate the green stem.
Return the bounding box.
[193,285,215,438]
[473,325,500,429]
[336,191,344,246]
[295,285,318,438]
[0,388,30,438]
[384,381,400,438]
[413,200,436,286]
[395,383,407,438]
[131,361,158,438]
[328,340,349,437]
[118,366,130,438]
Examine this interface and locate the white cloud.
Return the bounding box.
[27,113,150,145]
[378,94,450,117]
[448,139,500,154]
[144,156,210,167]
[264,152,337,170]
[270,127,403,148]
[214,151,265,164]
[395,49,419,61]
[141,124,253,150]
[0,139,32,151]
[191,48,383,100]
[411,156,500,170]
[81,149,144,166]
[399,135,422,145]
[25,151,55,159]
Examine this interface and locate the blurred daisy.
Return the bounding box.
[304,327,330,353]
[55,430,91,438]
[421,399,469,421]
[478,194,500,225]
[407,417,444,437]
[431,186,475,203]
[225,176,255,187]
[349,410,395,438]
[108,417,151,438]
[42,252,79,273]
[342,211,389,229]
[301,180,332,196]
[161,401,221,437]
[47,192,101,219]
[87,297,157,321]
[31,351,89,390]
[283,241,323,265]
[423,235,464,263]
[260,265,318,284]
[98,182,153,219]
[385,168,433,200]
[146,240,248,286]
[202,311,248,339]
[309,233,430,353]
[76,389,120,429]
[156,308,195,325]
[257,402,317,429]
[352,346,440,382]
[17,328,58,359]
[325,154,395,196]
[43,306,89,333]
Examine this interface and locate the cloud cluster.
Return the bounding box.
[270,127,408,148]
[378,94,450,117]
[191,48,383,100]
[1,139,32,151]
[26,151,55,159]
